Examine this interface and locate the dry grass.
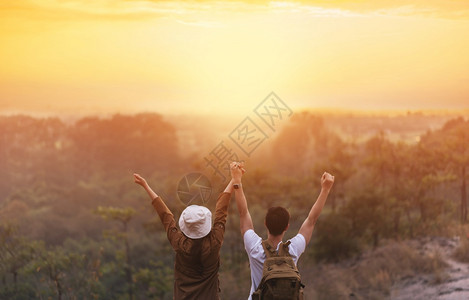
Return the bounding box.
[299,240,448,300]
[450,224,469,263]
[453,237,469,263]
[427,250,450,284]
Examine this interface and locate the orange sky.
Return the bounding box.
[1,0,469,115]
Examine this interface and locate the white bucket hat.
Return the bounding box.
[178,205,212,239]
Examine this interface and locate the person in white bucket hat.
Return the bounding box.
[134,168,244,299]
[178,205,212,239]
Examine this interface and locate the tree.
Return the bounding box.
[341,190,389,248]
[418,117,469,223]
[271,112,342,177]
[439,118,468,223]
[361,133,413,237]
[314,139,356,211]
[69,114,181,178]
[311,212,359,262]
[95,206,136,300]
[363,131,395,193]
[0,225,35,297]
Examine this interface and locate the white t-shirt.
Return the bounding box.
[243,229,306,300]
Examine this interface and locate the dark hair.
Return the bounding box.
[265,207,290,236]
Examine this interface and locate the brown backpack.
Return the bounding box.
[251,240,304,300]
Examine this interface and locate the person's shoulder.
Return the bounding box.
[243,229,259,240]
[292,233,306,244]
[243,229,262,251]
[287,233,306,256]
[244,235,266,261]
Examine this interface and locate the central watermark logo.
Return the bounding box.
[176,92,292,206]
[177,173,212,206]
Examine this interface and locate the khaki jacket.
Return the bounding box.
[152,192,231,299]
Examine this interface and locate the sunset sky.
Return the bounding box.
[1,0,469,115]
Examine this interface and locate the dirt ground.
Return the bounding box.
[391,237,469,300]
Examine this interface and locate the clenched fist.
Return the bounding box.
[321,172,334,191]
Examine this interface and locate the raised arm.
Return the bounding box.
[210,179,235,243]
[134,173,158,200]
[134,173,174,230]
[134,173,185,249]
[230,162,254,235]
[298,172,335,245]
[213,178,234,225]
[223,178,235,194]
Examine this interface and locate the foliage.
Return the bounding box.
[95,206,136,300]
[302,240,448,300]
[0,225,36,298]
[310,212,360,262]
[0,113,467,299]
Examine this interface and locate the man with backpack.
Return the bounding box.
[229,161,335,299]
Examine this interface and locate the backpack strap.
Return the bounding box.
[278,240,292,257]
[261,240,292,257]
[261,240,277,258]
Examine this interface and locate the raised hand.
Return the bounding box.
[133,173,148,187]
[321,172,334,191]
[230,161,246,183]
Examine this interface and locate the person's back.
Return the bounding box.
[251,240,304,300]
[229,161,334,299]
[171,217,226,299]
[177,237,220,276]
[243,222,306,299]
[135,173,234,299]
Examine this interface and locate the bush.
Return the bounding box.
[310,212,360,262]
[453,237,469,263]
[302,241,449,300]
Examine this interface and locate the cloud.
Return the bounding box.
[292,0,469,19]
[0,0,188,22]
[2,0,469,23]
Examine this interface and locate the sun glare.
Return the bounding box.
[0,1,468,115]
